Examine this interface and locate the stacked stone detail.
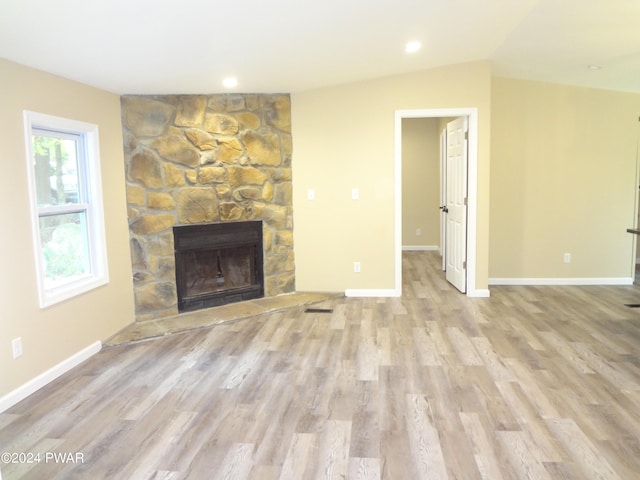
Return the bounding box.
[121,94,295,320]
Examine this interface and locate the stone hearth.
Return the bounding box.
[121,94,295,321]
[105,292,341,346]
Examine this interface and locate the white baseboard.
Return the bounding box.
[468,288,491,297]
[0,341,102,413]
[402,245,439,251]
[345,288,401,297]
[489,277,634,286]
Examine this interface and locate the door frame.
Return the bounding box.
[394,108,479,296]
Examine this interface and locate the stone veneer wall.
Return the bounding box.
[121,94,295,321]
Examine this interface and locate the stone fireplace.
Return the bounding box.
[121,94,295,321]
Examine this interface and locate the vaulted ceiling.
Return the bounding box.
[1,0,638,95]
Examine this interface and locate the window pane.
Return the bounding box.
[33,133,81,207]
[39,211,90,289]
[25,111,108,307]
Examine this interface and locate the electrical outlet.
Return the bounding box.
[563,253,571,263]
[353,261,361,273]
[12,337,23,359]
[352,188,359,200]
[416,228,422,236]
[307,188,315,200]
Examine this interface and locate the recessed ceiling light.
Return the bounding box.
[223,77,238,88]
[587,64,603,70]
[405,41,422,54]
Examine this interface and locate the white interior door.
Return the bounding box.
[445,117,468,292]
[439,128,447,271]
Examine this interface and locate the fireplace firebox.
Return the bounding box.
[173,221,264,313]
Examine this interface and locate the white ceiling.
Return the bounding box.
[1,0,639,95]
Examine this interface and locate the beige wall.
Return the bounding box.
[0,58,135,398]
[291,61,492,292]
[402,118,441,248]
[490,77,640,279]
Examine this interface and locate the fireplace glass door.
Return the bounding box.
[182,246,256,297]
[174,221,264,312]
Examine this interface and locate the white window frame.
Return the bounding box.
[23,111,109,308]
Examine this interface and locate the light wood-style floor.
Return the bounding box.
[1,251,639,479]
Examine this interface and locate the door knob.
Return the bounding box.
[440,206,448,213]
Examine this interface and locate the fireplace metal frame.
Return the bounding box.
[173,220,264,312]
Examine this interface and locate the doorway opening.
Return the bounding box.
[394,108,481,297]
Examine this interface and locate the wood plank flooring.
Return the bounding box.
[1,251,639,479]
